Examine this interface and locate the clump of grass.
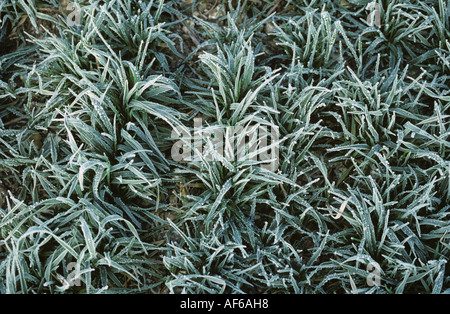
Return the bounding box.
[1,0,449,294]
